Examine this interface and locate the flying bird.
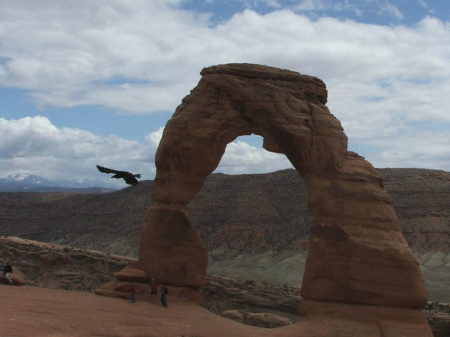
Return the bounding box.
[96,165,141,186]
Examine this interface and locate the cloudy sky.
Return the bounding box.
[1,0,449,188]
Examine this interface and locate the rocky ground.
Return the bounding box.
[0,284,284,337]
[1,236,449,336]
[4,284,429,337]
[427,312,450,337]
[0,236,300,322]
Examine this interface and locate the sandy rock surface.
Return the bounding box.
[0,284,313,337]
[0,284,433,337]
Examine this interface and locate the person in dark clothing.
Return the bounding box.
[128,283,136,303]
[160,284,168,308]
[4,263,13,285]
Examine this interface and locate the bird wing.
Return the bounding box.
[96,165,140,185]
[96,165,123,175]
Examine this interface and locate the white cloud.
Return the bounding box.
[378,1,403,20]
[0,116,154,185]
[293,0,360,14]
[366,128,450,170]
[144,127,165,149]
[236,0,283,10]
[417,0,427,9]
[217,141,292,174]
[1,3,449,115]
[0,0,210,112]
[292,0,404,20]
[0,0,449,178]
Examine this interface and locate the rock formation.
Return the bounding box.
[219,310,293,328]
[136,63,431,335]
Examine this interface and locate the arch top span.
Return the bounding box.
[138,63,427,312]
[153,63,347,205]
[200,63,328,104]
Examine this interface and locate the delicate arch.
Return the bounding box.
[138,63,426,308]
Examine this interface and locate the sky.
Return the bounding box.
[1,0,449,188]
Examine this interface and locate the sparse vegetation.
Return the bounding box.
[424,302,450,314]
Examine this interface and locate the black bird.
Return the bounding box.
[96,165,141,186]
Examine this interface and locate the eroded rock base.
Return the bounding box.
[138,205,208,288]
[95,261,203,304]
[299,299,433,337]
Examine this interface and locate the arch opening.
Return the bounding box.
[185,135,311,287]
[214,134,293,175]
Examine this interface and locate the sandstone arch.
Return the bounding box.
[138,64,427,310]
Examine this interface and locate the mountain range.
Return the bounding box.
[0,172,117,192]
[0,168,449,302]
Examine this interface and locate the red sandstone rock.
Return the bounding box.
[114,261,148,282]
[143,63,426,303]
[135,63,430,332]
[220,310,293,328]
[0,285,434,337]
[139,204,208,288]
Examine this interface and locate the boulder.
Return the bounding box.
[219,310,292,328]
[114,261,148,282]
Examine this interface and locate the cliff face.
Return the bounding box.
[0,188,150,257]
[0,168,448,257]
[192,168,450,258]
[380,168,450,252]
[189,170,312,259]
[0,237,131,291]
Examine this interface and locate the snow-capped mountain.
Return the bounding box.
[0,173,117,193]
[4,173,52,185]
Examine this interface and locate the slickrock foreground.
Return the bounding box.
[0,285,433,337]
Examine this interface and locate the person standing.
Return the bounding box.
[128,282,136,303]
[160,284,168,308]
[148,278,158,304]
[4,262,13,285]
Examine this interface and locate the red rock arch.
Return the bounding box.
[138,63,426,309]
